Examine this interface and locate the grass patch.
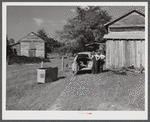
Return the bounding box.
[6,61,66,110]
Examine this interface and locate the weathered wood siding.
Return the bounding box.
[20,42,29,56]
[20,41,45,58]
[19,32,46,58]
[106,40,145,68]
[34,42,45,57]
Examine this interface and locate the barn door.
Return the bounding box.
[29,49,36,57]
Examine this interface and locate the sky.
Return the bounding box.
[7,5,145,42]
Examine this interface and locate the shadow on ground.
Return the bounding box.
[57,76,66,80]
[77,69,110,75]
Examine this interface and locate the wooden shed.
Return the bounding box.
[103,10,145,69]
[9,42,20,55]
[11,32,47,58]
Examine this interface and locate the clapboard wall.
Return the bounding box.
[20,41,45,57]
[106,40,145,68]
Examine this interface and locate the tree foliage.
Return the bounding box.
[36,29,61,53]
[7,35,15,57]
[37,29,49,41]
[56,6,111,53]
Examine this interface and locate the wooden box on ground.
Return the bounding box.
[37,67,58,83]
[51,67,58,81]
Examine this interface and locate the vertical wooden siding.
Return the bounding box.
[106,40,145,69]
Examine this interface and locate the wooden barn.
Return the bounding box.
[103,10,145,69]
[10,32,47,58]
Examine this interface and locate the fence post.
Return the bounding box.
[41,61,44,68]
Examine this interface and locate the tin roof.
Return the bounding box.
[104,10,145,27]
[103,31,145,39]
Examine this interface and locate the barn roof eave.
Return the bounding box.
[104,38,145,40]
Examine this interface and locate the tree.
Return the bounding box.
[37,29,49,41]
[6,35,14,57]
[46,37,61,52]
[36,29,61,53]
[9,38,15,44]
[56,6,111,52]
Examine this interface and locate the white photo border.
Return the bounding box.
[2,2,148,120]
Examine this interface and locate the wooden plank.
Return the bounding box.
[134,41,137,68]
[118,41,120,68]
[106,41,109,68]
[125,40,130,67]
[136,41,140,68]
[112,41,115,68]
[109,41,113,68]
[120,41,124,67]
[114,41,117,68]
[114,41,118,68]
[142,40,145,68]
[139,41,142,67]
[111,40,115,68]
[109,41,112,68]
[130,41,133,67]
[116,41,119,68]
[122,40,125,67]
[108,41,111,68]
[124,40,127,67]
[118,41,120,67]
[129,41,132,66]
[128,40,131,67]
[131,41,136,67]
[121,41,124,67]
[138,41,141,68]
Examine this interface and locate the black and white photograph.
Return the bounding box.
[2,2,148,120]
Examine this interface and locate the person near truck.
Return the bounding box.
[98,51,105,72]
[91,51,101,74]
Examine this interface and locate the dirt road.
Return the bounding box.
[47,71,145,111]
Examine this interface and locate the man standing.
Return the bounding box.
[91,51,101,74]
[99,51,105,73]
[91,51,96,74]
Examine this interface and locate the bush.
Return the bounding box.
[7,55,50,65]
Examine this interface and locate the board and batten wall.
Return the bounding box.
[106,40,145,69]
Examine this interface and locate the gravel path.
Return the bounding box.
[47,71,145,111]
